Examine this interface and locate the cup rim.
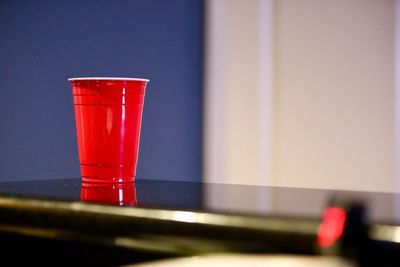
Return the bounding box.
[68,77,149,82]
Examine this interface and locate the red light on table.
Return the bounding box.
[80,182,137,206]
[317,206,347,248]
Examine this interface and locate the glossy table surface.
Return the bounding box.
[0,178,398,222]
[0,178,399,266]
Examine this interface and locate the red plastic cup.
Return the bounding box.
[80,182,137,206]
[68,77,149,183]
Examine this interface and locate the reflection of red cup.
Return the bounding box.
[80,182,137,206]
[68,77,149,183]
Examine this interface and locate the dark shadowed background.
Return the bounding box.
[0,0,203,182]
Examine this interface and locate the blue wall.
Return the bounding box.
[0,0,203,182]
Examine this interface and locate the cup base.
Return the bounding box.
[80,163,136,183]
[82,176,135,184]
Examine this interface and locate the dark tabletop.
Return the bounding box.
[0,178,398,222]
[0,178,399,266]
